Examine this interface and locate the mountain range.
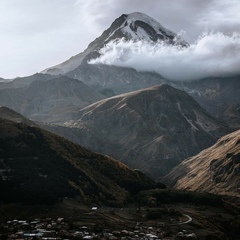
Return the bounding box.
[42,12,240,129]
[0,12,239,201]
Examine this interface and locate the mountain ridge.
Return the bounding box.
[0,75,105,123]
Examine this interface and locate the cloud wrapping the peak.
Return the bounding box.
[89,33,240,81]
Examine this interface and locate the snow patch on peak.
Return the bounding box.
[125,12,168,33]
[126,12,175,37]
[117,12,186,45]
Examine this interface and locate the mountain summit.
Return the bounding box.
[109,12,187,44]
[42,12,188,75]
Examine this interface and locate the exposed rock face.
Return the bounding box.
[0,75,104,123]
[0,117,154,206]
[60,84,229,180]
[163,129,240,197]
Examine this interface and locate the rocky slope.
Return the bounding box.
[0,117,155,206]
[163,129,240,197]
[56,84,229,180]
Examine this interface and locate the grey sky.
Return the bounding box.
[0,0,239,79]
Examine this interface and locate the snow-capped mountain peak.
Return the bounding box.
[120,12,175,42]
[104,12,188,45]
[42,12,188,75]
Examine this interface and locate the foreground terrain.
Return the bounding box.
[0,194,240,240]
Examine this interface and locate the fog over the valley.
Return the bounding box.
[90,32,240,81]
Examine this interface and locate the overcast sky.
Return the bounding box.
[0,0,239,79]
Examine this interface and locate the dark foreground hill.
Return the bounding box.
[0,118,155,206]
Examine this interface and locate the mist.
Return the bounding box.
[89,32,240,81]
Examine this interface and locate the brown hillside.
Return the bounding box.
[163,129,240,197]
